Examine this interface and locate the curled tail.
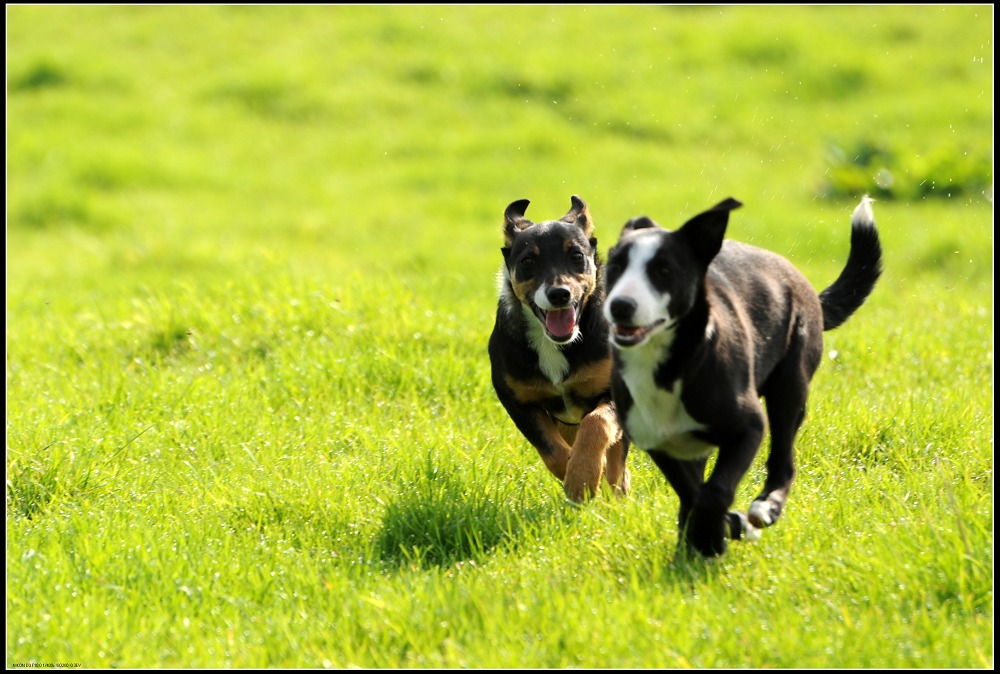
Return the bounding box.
[819,196,883,331]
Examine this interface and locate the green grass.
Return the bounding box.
[6,5,993,669]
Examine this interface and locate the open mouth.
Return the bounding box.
[610,319,668,347]
[534,304,579,343]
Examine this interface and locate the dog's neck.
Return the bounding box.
[668,292,714,386]
[615,324,679,383]
[616,291,713,391]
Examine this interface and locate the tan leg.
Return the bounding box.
[603,437,630,497]
[539,445,570,482]
[533,413,572,482]
[564,404,622,502]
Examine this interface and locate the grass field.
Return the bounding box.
[6,5,993,669]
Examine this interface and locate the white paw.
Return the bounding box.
[736,512,761,542]
[748,500,775,527]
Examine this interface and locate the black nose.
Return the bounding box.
[609,297,637,323]
[546,286,572,307]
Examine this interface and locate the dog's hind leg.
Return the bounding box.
[752,346,820,529]
[564,403,622,502]
[748,402,801,528]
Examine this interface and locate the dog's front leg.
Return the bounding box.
[688,427,764,557]
[522,409,573,483]
[537,431,572,484]
[494,389,573,481]
[564,403,624,502]
[603,437,630,497]
[647,452,708,544]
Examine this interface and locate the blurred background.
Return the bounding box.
[7,5,992,290]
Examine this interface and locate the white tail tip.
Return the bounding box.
[851,194,876,228]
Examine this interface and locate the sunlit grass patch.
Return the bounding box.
[6,4,992,669]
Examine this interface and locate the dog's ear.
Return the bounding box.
[620,215,658,235]
[503,199,533,245]
[561,195,595,238]
[677,198,742,264]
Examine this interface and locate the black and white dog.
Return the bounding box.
[603,197,882,556]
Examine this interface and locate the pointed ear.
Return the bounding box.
[678,197,743,264]
[561,195,594,238]
[503,199,532,245]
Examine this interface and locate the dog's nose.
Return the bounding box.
[609,296,637,323]
[546,286,572,307]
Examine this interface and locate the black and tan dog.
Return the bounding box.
[489,196,630,502]
[604,196,882,556]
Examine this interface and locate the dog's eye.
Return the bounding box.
[517,257,535,275]
[651,263,672,281]
[570,250,586,265]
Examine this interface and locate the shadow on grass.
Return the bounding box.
[373,457,552,569]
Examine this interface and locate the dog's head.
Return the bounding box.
[499,195,599,345]
[604,198,742,348]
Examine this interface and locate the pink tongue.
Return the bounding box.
[546,308,576,338]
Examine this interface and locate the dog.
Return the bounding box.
[489,195,630,502]
[603,196,882,556]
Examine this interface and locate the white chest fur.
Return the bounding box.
[617,333,713,460]
[498,266,572,385]
[522,304,570,384]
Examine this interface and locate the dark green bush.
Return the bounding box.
[818,138,992,201]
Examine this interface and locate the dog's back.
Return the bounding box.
[708,240,825,390]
